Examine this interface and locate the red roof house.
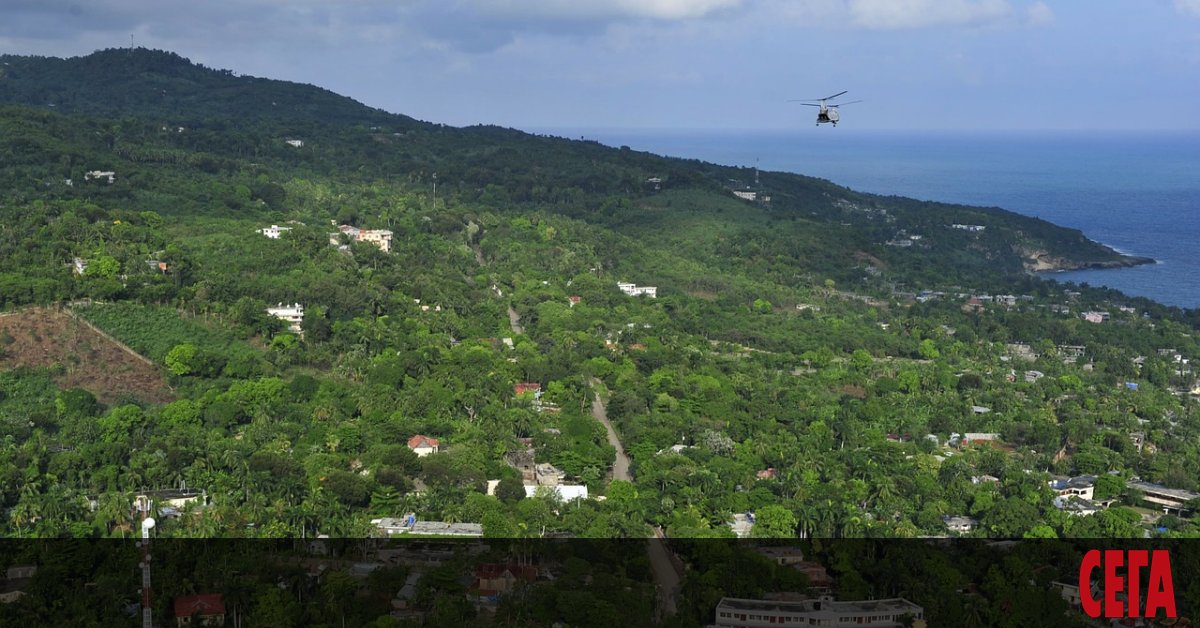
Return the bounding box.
[407,435,441,457]
[174,594,226,626]
[473,563,538,600]
[514,382,542,396]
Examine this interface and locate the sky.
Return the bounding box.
[1,1,1199,131]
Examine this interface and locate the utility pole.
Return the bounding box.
[136,496,156,628]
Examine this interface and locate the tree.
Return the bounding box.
[165,343,199,376]
[751,504,798,538]
[496,477,526,504]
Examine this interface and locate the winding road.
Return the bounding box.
[589,377,680,621]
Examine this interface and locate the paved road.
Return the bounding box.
[507,306,524,335]
[589,378,680,620]
[588,378,630,482]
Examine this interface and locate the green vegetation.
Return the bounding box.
[0,48,1197,553]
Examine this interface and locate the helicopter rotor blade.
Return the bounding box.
[824,90,848,101]
[828,100,862,107]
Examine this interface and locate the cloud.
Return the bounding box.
[846,0,1012,30]
[1025,1,1055,26]
[467,0,744,21]
[1177,0,1200,16]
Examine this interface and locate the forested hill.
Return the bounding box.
[0,48,1143,284]
[5,47,1200,619]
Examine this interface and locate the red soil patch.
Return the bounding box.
[0,307,173,405]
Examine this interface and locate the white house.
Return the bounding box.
[72,257,88,275]
[617,282,657,298]
[732,190,757,201]
[1048,475,1096,500]
[371,515,482,537]
[266,303,304,334]
[942,515,979,534]
[713,596,924,628]
[85,170,116,184]
[258,225,292,239]
[524,484,588,501]
[330,224,394,253]
[407,435,441,457]
[285,139,304,147]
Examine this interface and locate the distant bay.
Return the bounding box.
[539,128,1200,310]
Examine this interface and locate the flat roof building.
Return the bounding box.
[712,595,923,628]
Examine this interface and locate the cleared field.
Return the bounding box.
[0,307,173,404]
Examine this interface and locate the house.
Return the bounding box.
[950,224,985,232]
[617,282,658,298]
[728,512,755,539]
[942,515,979,534]
[514,382,542,397]
[1057,345,1087,363]
[733,190,757,201]
[1082,311,1110,324]
[971,475,1000,485]
[85,170,116,184]
[72,257,88,275]
[1,565,37,604]
[135,489,208,516]
[329,224,394,253]
[567,295,582,307]
[535,462,565,486]
[407,435,440,457]
[285,139,304,147]
[173,594,226,627]
[712,595,924,628]
[266,303,304,334]
[793,562,834,593]
[371,515,482,537]
[753,546,806,567]
[1052,495,1108,517]
[258,224,292,239]
[146,259,169,273]
[1126,479,1200,514]
[524,484,588,501]
[995,295,1018,307]
[1048,475,1098,500]
[756,468,777,480]
[962,297,985,313]
[1024,370,1045,383]
[471,563,538,605]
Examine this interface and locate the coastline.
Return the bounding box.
[1026,253,1157,274]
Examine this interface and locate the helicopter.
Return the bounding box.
[789,91,862,127]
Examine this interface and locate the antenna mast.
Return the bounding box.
[136,496,156,628]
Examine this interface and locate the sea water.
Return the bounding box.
[544,128,1200,309]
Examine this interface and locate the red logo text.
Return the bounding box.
[1079,549,1176,619]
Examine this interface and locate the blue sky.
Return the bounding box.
[2,1,1198,130]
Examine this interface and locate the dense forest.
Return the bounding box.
[0,47,1198,625]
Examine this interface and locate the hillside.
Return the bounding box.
[0,44,1198,564]
[3,44,1200,626]
[0,48,1148,285]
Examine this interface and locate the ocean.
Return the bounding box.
[541,128,1200,310]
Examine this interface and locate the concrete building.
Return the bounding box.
[712,595,923,628]
[1126,479,1200,514]
[617,282,658,298]
[372,515,482,537]
[524,484,588,501]
[329,224,394,253]
[266,303,304,334]
[942,515,979,534]
[1048,475,1096,501]
[407,435,440,457]
[258,224,292,239]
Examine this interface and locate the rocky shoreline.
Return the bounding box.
[1024,253,1157,274]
